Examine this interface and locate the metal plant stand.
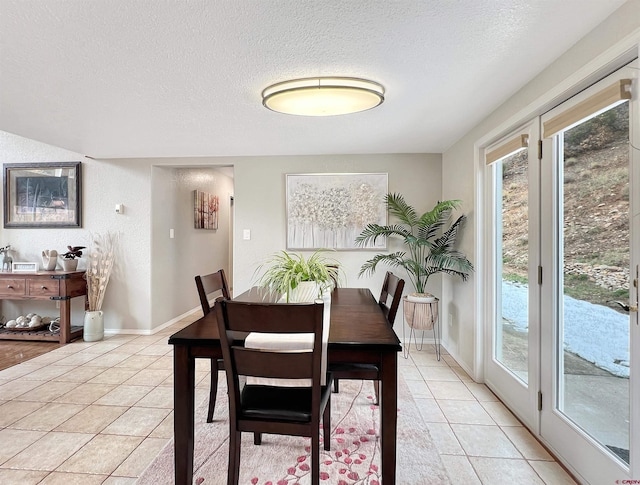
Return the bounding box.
[402,296,441,360]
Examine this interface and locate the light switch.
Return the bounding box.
[169,229,175,239]
[115,203,124,214]
[243,229,251,240]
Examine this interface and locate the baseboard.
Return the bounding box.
[103,306,201,336]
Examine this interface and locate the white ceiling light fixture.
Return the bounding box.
[262,77,385,116]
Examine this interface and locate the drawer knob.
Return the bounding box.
[7,285,13,289]
[41,286,47,290]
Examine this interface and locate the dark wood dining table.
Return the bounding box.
[169,287,402,484]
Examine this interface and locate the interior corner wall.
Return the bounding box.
[150,166,233,329]
[441,0,640,380]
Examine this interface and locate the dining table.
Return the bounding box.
[169,286,402,484]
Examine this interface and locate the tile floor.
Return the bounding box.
[0,313,577,485]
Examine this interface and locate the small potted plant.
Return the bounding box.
[255,249,340,302]
[60,245,85,271]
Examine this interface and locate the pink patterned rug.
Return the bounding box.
[137,377,449,484]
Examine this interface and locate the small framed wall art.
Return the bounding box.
[194,190,219,230]
[3,162,82,228]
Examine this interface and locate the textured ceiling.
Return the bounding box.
[0,0,627,159]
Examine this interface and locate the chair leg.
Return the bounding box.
[253,432,262,445]
[228,429,241,485]
[332,378,339,393]
[312,428,320,485]
[323,393,331,451]
[373,380,380,406]
[207,360,219,423]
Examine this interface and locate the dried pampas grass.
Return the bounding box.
[86,232,119,312]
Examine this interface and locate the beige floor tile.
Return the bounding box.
[38,471,108,484]
[14,381,78,402]
[464,382,499,401]
[425,422,464,455]
[439,455,482,484]
[4,431,94,471]
[55,404,128,433]
[502,426,553,461]
[146,355,173,370]
[0,428,47,465]
[135,344,171,356]
[418,365,461,381]
[21,365,74,381]
[108,343,149,355]
[112,437,168,477]
[95,385,153,406]
[26,352,68,365]
[122,368,171,386]
[428,381,476,400]
[0,401,46,427]
[79,343,125,355]
[114,355,159,370]
[451,424,522,458]
[405,379,433,399]
[438,400,495,425]
[52,366,108,383]
[102,407,171,436]
[409,351,448,367]
[57,434,143,475]
[0,379,44,399]
[480,401,523,427]
[102,477,137,485]
[149,411,173,438]
[83,352,131,368]
[54,383,116,404]
[0,468,49,484]
[0,363,46,380]
[470,456,545,484]
[529,460,578,484]
[413,397,447,423]
[53,353,100,366]
[450,365,474,382]
[135,386,174,408]
[87,367,138,385]
[10,402,85,431]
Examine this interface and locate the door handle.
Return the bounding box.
[607,300,633,312]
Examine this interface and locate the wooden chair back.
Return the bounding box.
[379,271,405,325]
[195,269,231,315]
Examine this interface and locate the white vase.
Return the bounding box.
[288,281,321,302]
[84,310,104,341]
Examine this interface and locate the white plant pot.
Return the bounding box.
[288,281,321,302]
[406,292,437,303]
[61,259,78,271]
[84,310,104,342]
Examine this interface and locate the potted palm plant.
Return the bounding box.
[356,193,474,302]
[256,250,340,302]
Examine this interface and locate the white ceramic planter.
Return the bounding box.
[406,292,437,303]
[288,281,321,302]
[84,310,104,341]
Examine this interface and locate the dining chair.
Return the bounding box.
[329,271,405,404]
[215,299,332,485]
[195,269,231,423]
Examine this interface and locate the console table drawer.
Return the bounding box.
[28,279,60,297]
[0,279,27,296]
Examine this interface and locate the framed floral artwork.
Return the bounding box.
[286,173,388,250]
[194,190,219,230]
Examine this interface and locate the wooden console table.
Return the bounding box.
[0,270,87,344]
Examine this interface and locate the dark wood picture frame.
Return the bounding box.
[3,162,82,228]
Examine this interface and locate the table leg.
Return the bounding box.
[174,345,195,485]
[60,298,71,344]
[380,351,398,483]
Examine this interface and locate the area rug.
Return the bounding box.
[137,377,450,484]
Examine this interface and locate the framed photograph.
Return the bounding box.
[4,162,82,228]
[11,262,38,272]
[286,173,388,250]
[194,190,219,230]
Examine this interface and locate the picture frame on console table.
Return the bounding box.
[3,162,82,228]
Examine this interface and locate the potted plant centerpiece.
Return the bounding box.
[83,232,118,341]
[356,193,474,328]
[60,246,85,271]
[256,250,340,302]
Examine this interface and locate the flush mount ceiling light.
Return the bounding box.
[262,77,385,116]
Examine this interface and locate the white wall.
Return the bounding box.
[0,138,442,334]
[441,0,640,379]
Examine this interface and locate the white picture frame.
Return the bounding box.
[286,173,388,250]
[12,262,38,272]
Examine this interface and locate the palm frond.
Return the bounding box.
[386,193,419,227]
[355,223,411,247]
